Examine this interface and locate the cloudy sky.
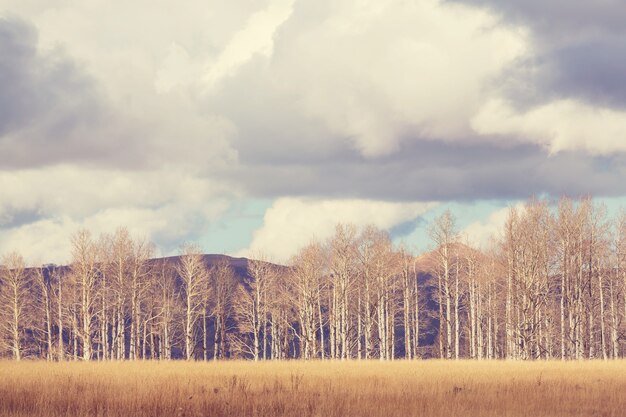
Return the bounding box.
[1,0,625,264]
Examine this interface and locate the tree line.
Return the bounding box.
[0,196,625,360]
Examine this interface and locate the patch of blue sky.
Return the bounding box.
[394,199,517,253]
[200,198,273,255]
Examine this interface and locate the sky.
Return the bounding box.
[1,0,625,265]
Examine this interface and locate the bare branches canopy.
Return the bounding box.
[0,197,625,360]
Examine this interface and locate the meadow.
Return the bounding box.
[0,360,624,417]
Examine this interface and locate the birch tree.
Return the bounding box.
[210,258,238,360]
[234,256,276,360]
[69,230,99,361]
[177,244,209,360]
[51,266,66,361]
[371,231,398,360]
[429,210,458,359]
[503,200,552,359]
[107,228,133,360]
[398,249,418,360]
[356,227,381,359]
[128,237,153,360]
[0,252,29,360]
[289,244,325,359]
[329,224,358,359]
[34,266,54,360]
[153,259,180,360]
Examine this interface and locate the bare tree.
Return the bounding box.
[153,259,180,360]
[128,237,153,360]
[0,252,29,360]
[371,230,398,360]
[34,267,54,360]
[106,228,133,360]
[2,196,626,361]
[289,244,326,359]
[210,259,238,360]
[235,255,275,360]
[69,230,99,361]
[429,210,458,359]
[328,224,358,359]
[265,268,292,360]
[614,212,626,358]
[50,266,66,361]
[176,244,209,360]
[356,227,379,359]
[398,247,417,359]
[503,200,552,359]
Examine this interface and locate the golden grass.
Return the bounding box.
[0,360,625,417]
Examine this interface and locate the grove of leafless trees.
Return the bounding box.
[0,196,624,360]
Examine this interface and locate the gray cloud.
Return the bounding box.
[0,208,42,229]
[228,137,626,201]
[0,15,238,261]
[200,0,626,203]
[0,16,235,172]
[0,17,39,136]
[3,2,626,215]
[1,0,625,263]
[447,0,626,38]
[0,16,128,168]
[203,55,350,166]
[204,22,625,201]
[540,38,626,108]
[449,0,626,109]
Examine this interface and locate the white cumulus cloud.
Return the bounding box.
[203,0,295,90]
[240,197,437,262]
[270,0,528,157]
[461,203,525,248]
[0,166,235,264]
[472,98,626,155]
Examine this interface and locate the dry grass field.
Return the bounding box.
[0,360,625,417]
